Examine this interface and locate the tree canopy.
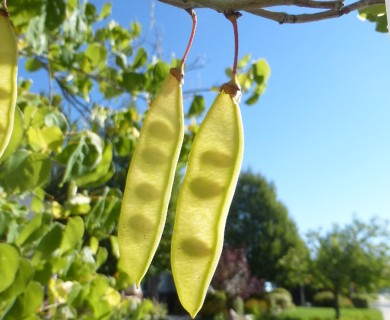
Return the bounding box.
[224,171,309,287]
[307,217,390,318]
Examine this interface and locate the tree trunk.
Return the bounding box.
[300,282,306,306]
[334,286,340,319]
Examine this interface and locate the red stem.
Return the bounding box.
[180,10,197,71]
[231,16,239,79]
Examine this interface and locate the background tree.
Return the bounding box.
[307,217,390,319]
[224,170,309,288]
[212,247,263,299]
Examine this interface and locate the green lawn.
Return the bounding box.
[279,307,383,320]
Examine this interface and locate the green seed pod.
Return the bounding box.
[118,69,184,287]
[171,84,244,318]
[0,11,18,159]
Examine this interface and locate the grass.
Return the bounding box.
[279,307,383,320]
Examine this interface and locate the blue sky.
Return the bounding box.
[124,1,390,235]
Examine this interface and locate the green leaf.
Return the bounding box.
[245,93,260,106]
[60,216,85,254]
[25,16,48,55]
[45,0,66,31]
[252,59,271,84]
[0,244,20,293]
[99,3,112,20]
[63,10,88,43]
[133,48,148,69]
[85,43,108,71]
[1,150,51,193]
[21,281,44,317]
[114,135,135,157]
[186,95,205,118]
[115,53,127,69]
[32,224,63,265]
[85,189,121,240]
[85,3,98,23]
[131,22,142,38]
[3,281,44,319]
[0,258,34,302]
[76,141,113,187]
[359,5,388,33]
[25,58,43,72]
[24,106,49,128]
[153,62,170,83]
[16,214,43,247]
[45,110,69,132]
[56,131,103,185]
[27,126,64,153]
[7,0,44,30]
[237,54,251,69]
[95,247,108,270]
[121,72,147,92]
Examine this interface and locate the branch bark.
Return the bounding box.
[248,0,384,23]
[158,0,385,24]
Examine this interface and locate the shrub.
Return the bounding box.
[244,298,269,316]
[267,288,294,312]
[313,291,334,308]
[232,296,245,315]
[199,290,227,318]
[312,291,353,308]
[351,293,370,309]
[126,298,167,320]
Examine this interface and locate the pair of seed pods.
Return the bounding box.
[118,11,244,318]
[0,9,18,160]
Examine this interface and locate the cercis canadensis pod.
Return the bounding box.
[0,8,18,159]
[171,80,244,318]
[118,68,184,287]
[118,9,197,287]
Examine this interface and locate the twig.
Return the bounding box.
[158,0,385,24]
[248,0,384,23]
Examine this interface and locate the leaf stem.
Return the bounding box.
[179,9,197,73]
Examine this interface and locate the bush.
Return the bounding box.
[244,298,269,316]
[351,294,370,309]
[312,291,334,308]
[199,290,228,318]
[312,291,353,308]
[125,298,167,320]
[232,296,245,315]
[267,288,294,312]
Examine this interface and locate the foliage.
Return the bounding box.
[244,298,270,317]
[267,288,295,313]
[224,171,309,287]
[127,298,168,320]
[359,5,388,33]
[280,306,383,320]
[312,291,352,309]
[307,217,390,318]
[212,247,263,299]
[199,290,228,318]
[351,294,370,309]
